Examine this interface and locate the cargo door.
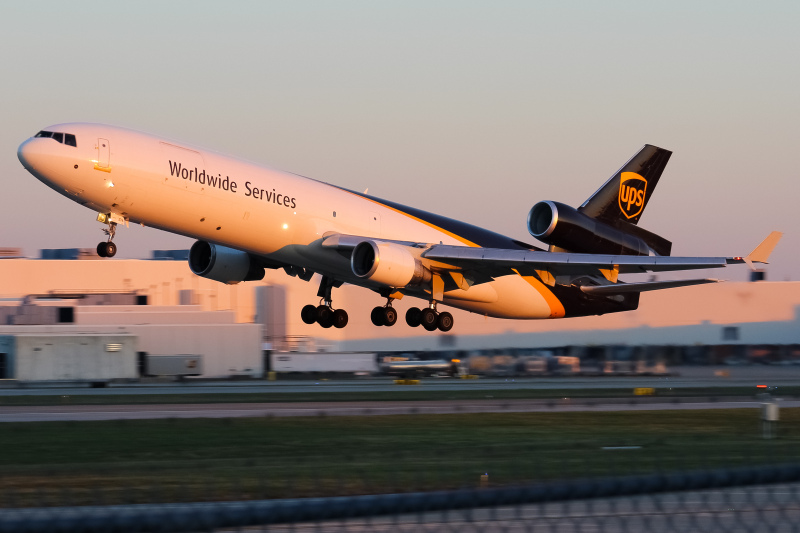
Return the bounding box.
[95,138,111,171]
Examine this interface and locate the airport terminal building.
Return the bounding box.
[0,249,798,381]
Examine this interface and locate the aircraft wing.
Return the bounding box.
[421,231,782,278]
[321,232,781,292]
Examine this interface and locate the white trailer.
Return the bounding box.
[8,334,137,381]
[145,354,203,377]
[270,352,377,374]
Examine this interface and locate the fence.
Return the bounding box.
[2,463,800,532]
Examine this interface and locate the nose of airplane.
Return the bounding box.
[17,138,40,171]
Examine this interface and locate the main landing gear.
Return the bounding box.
[96,219,117,258]
[405,303,454,332]
[301,275,348,329]
[301,303,348,329]
[371,298,398,327]
[298,276,454,332]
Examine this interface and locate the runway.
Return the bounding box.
[0,365,797,396]
[2,398,797,422]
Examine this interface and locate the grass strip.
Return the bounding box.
[1,408,798,507]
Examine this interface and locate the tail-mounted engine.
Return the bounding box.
[351,240,431,288]
[188,241,265,284]
[528,201,652,256]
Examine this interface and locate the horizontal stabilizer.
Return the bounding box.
[580,278,721,295]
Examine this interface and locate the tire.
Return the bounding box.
[105,242,117,257]
[301,304,318,324]
[405,307,422,327]
[96,242,108,258]
[437,312,454,332]
[383,307,398,327]
[421,308,438,331]
[333,309,349,329]
[316,305,333,325]
[370,307,385,326]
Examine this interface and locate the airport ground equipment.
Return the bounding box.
[381,359,454,377]
[269,352,378,374]
[0,334,136,382]
[143,354,203,378]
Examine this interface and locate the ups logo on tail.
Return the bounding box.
[618,172,648,219]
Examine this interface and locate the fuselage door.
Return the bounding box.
[95,138,111,171]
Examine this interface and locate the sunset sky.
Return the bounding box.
[1,2,797,282]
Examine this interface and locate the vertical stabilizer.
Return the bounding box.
[579,144,672,226]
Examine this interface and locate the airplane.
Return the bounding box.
[17,123,781,332]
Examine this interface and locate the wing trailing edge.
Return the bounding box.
[580,278,721,295]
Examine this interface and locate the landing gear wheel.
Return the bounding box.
[405,307,422,327]
[421,308,438,331]
[301,304,318,325]
[370,306,385,326]
[309,276,347,328]
[382,307,398,327]
[332,309,349,329]
[97,217,118,258]
[316,305,333,325]
[437,312,454,332]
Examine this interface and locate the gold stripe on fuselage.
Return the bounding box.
[512,269,566,318]
[340,190,479,247]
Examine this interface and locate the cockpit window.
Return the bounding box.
[34,130,77,147]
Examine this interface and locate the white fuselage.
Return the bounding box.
[17,123,561,319]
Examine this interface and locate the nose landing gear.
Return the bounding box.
[96,218,117,258]
[96,212,128,258]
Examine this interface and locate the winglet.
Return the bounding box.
[744,231,782,269]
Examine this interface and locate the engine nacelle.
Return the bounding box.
[351,240,430,288]
[188,241,265,285]
[527,201,650,256]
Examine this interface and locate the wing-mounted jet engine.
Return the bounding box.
[188,240,266,285]
[351,240,432,287]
